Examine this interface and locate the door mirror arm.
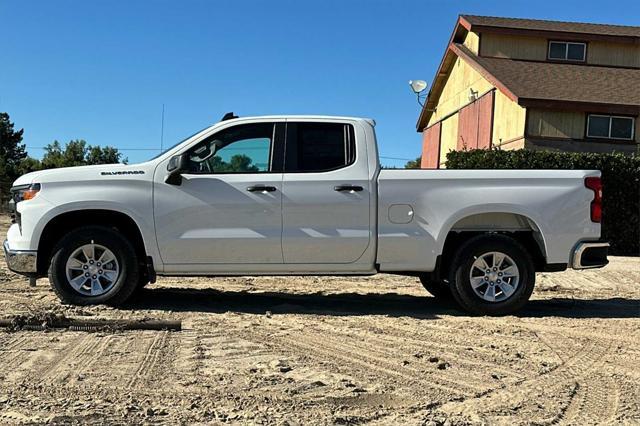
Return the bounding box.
[165,154,188,185]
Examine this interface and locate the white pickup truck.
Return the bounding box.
[4,115,608,315]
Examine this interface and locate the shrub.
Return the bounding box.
[445,149,640,256]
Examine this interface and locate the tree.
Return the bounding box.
[17,157,43,175]
[227,155,259,172]
[0,112,28,204]
[42,140,126,168]
[207,154,258,172]
[0,112,27,181]
[41,141,65,169]
[62,139,88,167]
[0,111,128,209]
[405,156,422,169]
[86,145,125,165]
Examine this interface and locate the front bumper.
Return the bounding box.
[3,240,38,275]
[571,241,609,269]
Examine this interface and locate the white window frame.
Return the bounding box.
[547,41,587,62]
[586,114,635,141]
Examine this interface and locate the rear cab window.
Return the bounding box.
[284,122,356,172]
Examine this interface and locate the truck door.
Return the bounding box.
[153,121,285,265]
[281,121,371,264]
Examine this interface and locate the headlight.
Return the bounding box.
[12,183,41,202]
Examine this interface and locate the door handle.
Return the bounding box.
[334,185,364,192]
[247,185,277,192]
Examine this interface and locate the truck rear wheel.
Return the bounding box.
[449,234,535,316]
[48,226,140,306]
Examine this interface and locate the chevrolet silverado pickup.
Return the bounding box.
[4,115,609,315]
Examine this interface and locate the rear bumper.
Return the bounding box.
[3,240,38,275]
[571,241,609,269]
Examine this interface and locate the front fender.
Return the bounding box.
[28,201,161,273]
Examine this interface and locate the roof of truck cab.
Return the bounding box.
[222,115,376,125]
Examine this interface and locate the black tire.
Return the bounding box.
[137,275,151,290]
[449,234,535,316]
[48,226,140,306]
[130,275,151,299]
[419,276,453,300]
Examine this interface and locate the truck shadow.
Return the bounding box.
[129,287,640,319]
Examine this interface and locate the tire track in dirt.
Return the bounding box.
[128,331,172,388]
[519,320,640,347]
[240,324,472,402]
[29,334,107,385]
[337,322,534,381]
[168,329,255,393]
[438,330,614,424]
[189,330,287,384]
[171,330,203,388]
[0,335,33,381]
[127,331,165,388]
[385,319,543,346]
[0,334,29,352]
[384,321,558,363]
[0,410,46,425]
[0,333,92,386]
[535,330,620,425]
[0,292,33,306]
[381,321,562,376]
[295,321,501,396]
[558,373,619,426]
[614,378,640,424]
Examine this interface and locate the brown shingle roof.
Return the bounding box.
[461,15,640,38]
[453,43,640,108]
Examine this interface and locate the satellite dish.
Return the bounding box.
[409,80,428,94]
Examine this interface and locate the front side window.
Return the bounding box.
[285,122,355,172]
[548,41,586,61]
[186,123,274,173]
[587,115,635,140]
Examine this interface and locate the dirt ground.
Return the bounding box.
[0,215,639,425]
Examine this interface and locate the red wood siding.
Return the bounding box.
[420,122,441,168]
[477,92,493,149]
[457,91,494,150]
[457,101,479,149]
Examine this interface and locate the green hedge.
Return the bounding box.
[445,149,640,256]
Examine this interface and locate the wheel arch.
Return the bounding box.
[433,209,549,282]
[36,209,149,275]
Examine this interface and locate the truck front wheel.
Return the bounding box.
[419,277,452,300]
[449,234,535,316]
[48,226,140,306]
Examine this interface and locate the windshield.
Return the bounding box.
[147,125,212,161]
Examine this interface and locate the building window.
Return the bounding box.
[587,115,635,140]
[548,41,586,61]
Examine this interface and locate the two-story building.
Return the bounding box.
[417,15,640,168]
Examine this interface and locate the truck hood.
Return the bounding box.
[12,163,152,187]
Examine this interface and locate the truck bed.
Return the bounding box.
[376,168,601,272]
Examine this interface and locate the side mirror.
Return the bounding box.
[165,154,188,185]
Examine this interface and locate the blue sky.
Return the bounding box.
[1,0,638,167]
